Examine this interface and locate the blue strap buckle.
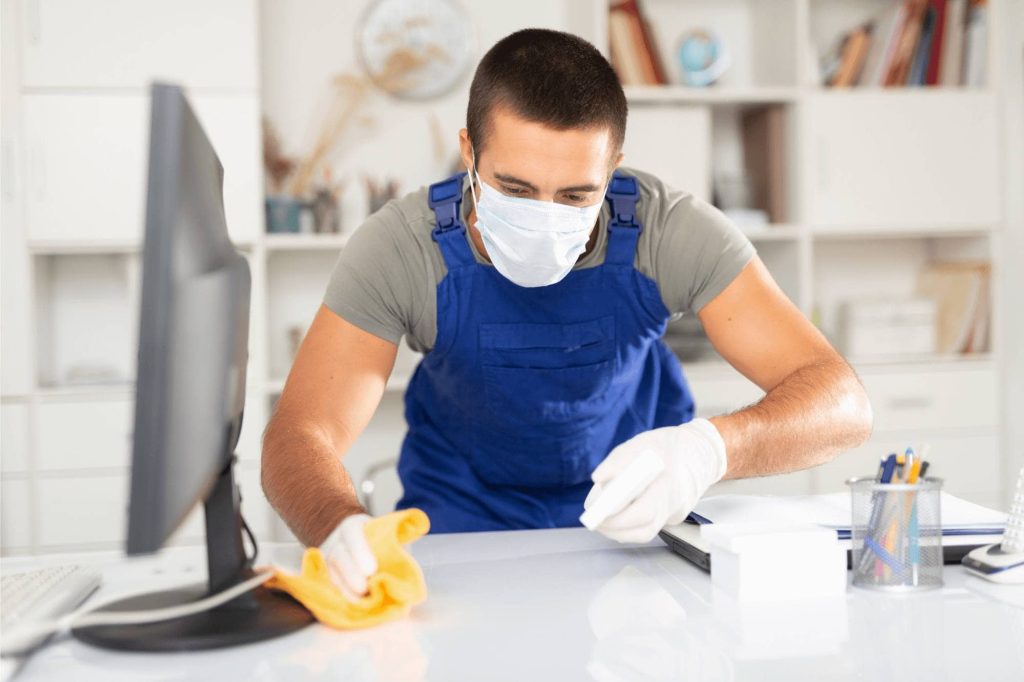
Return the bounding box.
[605,173,641,231]
[428,173,467,238]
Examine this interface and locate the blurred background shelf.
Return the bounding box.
[1,0,1019,555]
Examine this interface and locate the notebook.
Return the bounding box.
[661,492,1007,572]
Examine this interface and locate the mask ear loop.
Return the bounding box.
[468,145,481,217]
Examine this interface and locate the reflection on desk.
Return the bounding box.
[4,527,1024,681]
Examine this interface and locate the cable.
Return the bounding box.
[241,513,259,567]
[4,569,275,653]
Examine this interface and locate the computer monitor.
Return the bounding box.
[72,83,312,651]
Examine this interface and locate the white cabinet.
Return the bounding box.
[20,0,258,90]
[23,93,261,246]
[1,480,33,551]
[688,366,765,420]
[812,434,1001,509]
[806,92,1000,229]
[623,106,712,201]
[36,473,128,547]
[35,397,133,471]
[1,402,31,473]
[859,364,998,433]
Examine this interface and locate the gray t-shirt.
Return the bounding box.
[323,167,755,354]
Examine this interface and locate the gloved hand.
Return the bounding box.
[584,418,728,544]
[318,513,379,601]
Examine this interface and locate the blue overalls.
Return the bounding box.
[395,171,695,533]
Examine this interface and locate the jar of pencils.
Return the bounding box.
[847,476,944,591]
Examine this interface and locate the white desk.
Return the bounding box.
[4,528,1024,681]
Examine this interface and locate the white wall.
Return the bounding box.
[259,0,592,229]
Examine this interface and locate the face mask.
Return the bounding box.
[469,165,604,288]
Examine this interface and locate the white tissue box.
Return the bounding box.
[703,523,847,602]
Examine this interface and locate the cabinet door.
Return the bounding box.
[623,105,711,200]
[811,433,1001,509]
[859,364,997,433]
[36,474,128,547]
[1,480,33,552]
[20,0,258,90]
[806,92,999,229]
[23,93,260,246]
[1,402,30,473]
[36,397,133,471]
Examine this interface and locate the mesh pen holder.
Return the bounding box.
[847,476,943,592]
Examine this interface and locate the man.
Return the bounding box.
[262,29,872,599]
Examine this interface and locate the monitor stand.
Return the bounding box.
[72,457,314,651]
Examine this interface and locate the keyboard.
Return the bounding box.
[1,564,101,656]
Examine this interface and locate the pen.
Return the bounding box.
[861,454,899,576]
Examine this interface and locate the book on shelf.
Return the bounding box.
[907,3,938,86]
[608,0,667,86]
[884,0,928,86]
[824,0,986,88]
[916,261,991,355]
[940,0,969,85]
[740,107,786,224]
[924,0,948,85]
[962,0,989,87]
[830,24,873,87]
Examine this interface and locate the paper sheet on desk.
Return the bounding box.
[688,492,1007,537]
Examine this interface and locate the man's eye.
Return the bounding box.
[565,194,587,203]
[502,186,526,196]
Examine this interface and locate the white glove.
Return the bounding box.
[584,418,728,544]
[319,513,378,600]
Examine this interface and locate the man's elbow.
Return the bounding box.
[838,369,873,451]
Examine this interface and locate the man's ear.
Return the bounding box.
[612,151,625,170]
[458,129,474,172]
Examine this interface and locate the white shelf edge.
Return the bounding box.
[811,225,996,240]
[263,233,351,251]
[809,86,997,98]
[623,85,799,105]
[28,238,257,255]
[849,354,995,371]
[742,224,804,241]
[33,383,135,400]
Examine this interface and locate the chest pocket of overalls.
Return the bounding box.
[471,316,618,488]
[479,316,617,423]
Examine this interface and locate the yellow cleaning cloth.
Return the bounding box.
[264,509,430,629]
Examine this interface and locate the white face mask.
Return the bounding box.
[469,168,604,288]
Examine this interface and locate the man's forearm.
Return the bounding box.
[710,357,873,480]
[261,420,366,547]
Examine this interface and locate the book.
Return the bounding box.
[907,5,937,85]
[741,107,786,223]
[608,10,645,85]
[609,0,667,86]
[924,0,948,85]
[861,2,907,86]
[885,0,928,86]
[687,492,1007,537]
[962,0,988,87]
[832,24,873,87]
[939,0,968,85]
[916,261,991,354]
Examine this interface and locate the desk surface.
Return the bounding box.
[4,528,1024,681]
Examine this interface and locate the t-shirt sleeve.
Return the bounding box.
[322,203,428,345]
[653,193,756,315]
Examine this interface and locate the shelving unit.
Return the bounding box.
[1,0,1013,556]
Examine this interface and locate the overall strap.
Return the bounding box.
[603,171,644,266]
[429,172,476,269]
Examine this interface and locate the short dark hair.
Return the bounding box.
[466,29,627,159]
